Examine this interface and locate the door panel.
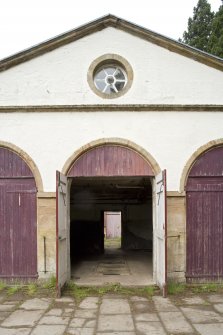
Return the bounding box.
[186,187,223,282]
[56,171,68,296]
[154,170,167,296]
[0,180,37,278]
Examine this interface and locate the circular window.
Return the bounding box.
[94,65,127,95]
[88,54,133,99]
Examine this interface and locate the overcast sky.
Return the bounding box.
[0,0,221,60]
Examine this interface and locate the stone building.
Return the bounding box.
[0,15,223,294]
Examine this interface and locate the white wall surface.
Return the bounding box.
[0,27,223,105]
[0,111,223,191]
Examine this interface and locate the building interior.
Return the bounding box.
[69,176,154,286]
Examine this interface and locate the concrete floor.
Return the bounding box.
[71,247,154,287]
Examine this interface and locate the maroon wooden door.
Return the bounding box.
[0,148,37,279]
[68,145,154,177]
[186,147,223,282]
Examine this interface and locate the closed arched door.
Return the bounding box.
[186,146,223,282]
[0,148,37,278]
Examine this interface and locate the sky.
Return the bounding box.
[0,0,222,60]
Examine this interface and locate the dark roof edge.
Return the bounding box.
[0,14,222,72]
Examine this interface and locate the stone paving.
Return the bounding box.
[0,292,223,334]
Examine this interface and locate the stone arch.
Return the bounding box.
[62,138,161,176]
[0,141,43,192]
[180,138,223,192]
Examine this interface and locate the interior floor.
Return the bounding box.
[71,248,153,287]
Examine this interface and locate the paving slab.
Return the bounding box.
[38,315,69,325]
[0,305,16,311]
[20,298,51,310]
[159,311,193,334]
[64,308,74,316]
[67,329,95,335]
[153,296,178,312]
[98,314,134,331]
[207,294,223,303]
[1,310,43,327]
[96,333,135,335]
[75,309,97,318]
[0,312,10,321]
[134,312,159,321]
[135,321,166,335]
[194,323,223,335]
[182,296,206,305]
[70,318,86,328]
[30,324,66,335]
[130,296,148,302]
[79,297,99,309]
[214,304,223,313]
[0,328,31,335]
[46,308,63,316]
[180,307,223,323]
[131,301,153,313]
[55,297,74,303]
[70,318,96,329]
[85,319,97,327]
[100,298,131,314]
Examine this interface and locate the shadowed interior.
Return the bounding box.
[69,176,154,286]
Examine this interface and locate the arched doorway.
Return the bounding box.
[0,147,37,279]
[56,142,167,294]
[68,145,154,285]
[186,146,223,282]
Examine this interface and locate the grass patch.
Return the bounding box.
[65,282,158,302]
[43,276,56,291]
[168,282,186,295]
[0,281,6,292]
[25,283,38,296]
[7,285,21,296]
[191,283,221,294]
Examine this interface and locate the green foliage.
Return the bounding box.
[7,285,21,296]
[0,281,6,292]
[25,283,38,296]
[208,5,223,58]
[191,283,220,293]
[65,282,157,302]
[168,282,186,295]
[43,276,57,291]
[181,1,223,58]
[182,0,214,52]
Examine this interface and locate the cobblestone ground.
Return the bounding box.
[0,291,223,334]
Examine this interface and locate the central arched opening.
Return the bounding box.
[67,144,155,286]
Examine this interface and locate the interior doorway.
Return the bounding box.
[104,211,122,249]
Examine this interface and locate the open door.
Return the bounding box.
[154,170,167,297]
[56,171,69,297]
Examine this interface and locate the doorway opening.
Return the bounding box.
[69,176,154,286]
[104,211,122,249]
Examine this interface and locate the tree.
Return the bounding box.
[208,4,223,58]
[181,0,214,52]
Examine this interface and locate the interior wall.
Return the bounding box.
[123,202,152,250]
[70,198,152,256]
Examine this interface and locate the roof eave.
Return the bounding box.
[0,14,222,72]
